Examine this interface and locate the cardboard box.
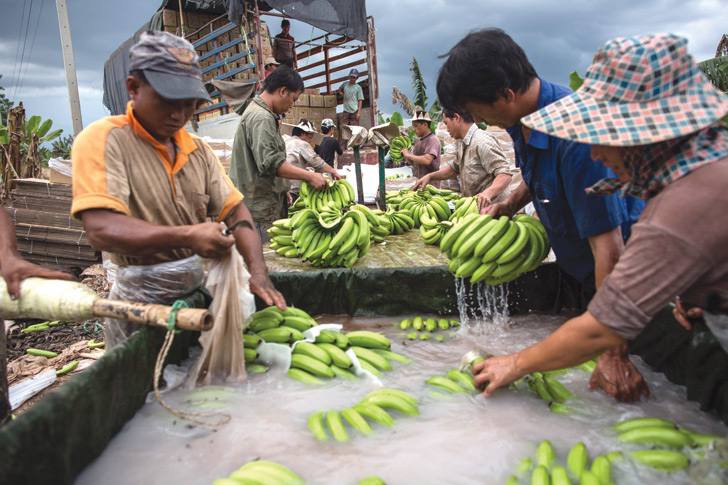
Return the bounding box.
[49,168,72,185]
[309,94,324,108]
[304,88,319,95]
[324,95,337,108]
[311,107,326,120]
[294,94,309,107]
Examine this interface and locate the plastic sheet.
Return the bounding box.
[105,256,204,348]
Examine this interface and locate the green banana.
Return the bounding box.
[329,217,355,251]
[257,327,293,344]
[293,342,332,365]
[406,331,418,340]
[440,213,479,254]
[470,261,497,283]
[243,333,261,348]
[543,377,573,403]
[617,426,692,448]
[452,215,492,256]
[287,368,324,385]
[373,349,411,365]
[517,457,533,476]
[244,348,257,363]
[419,332,431,340]
[424,318,438,332]
[473,215,510,257]
[579,470,600,485]
[281,306,311,319]
[457,218,497,259]
[353,402,395,427]
[489,251,529,280]
[363,393,419,416]
[315,330,339,344]
[613,416,675,433]
[346,331,391,350]
[681,429,724,447]
[288,327,305,342]
[567,442,589,479]
[235,460,304,485]
[590,456,611,485]
[365,388,418,407]
[330,365,358,380]
[454,255,482,278]
[630,450,689,471]
[412,316,424,331]
[247,363,269,374]
[506,476,518,485]
[358,476,385,485]
[308,411,329,441]
[282,315,316,332]
[551,465,571,485]
[606,451,623,463]
[247,314,283,333]
[426,376,466,393]
[335,332,349,349]
[326,410,349,443]
[359,359,382,376]
[352,346,392,371]
[291,353,335,378]
[536,440,556,469]
[496,221,530,264]
[316,342,352,368]
[481,220,519,262]
[341,407,373,436]
[399,319,411,330]
[447,369,477,391]
[530,465,549,485]
[437,319,450,330]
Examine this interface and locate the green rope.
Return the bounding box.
[167,300,189,333]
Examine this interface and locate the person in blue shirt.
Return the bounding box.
[436,28,648,402]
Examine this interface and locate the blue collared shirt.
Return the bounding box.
[507,79,643,283]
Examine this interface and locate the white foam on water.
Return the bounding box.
[76,314,728,485]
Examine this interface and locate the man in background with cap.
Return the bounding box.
[263,56,280,79]
[230,66,327,242]
[285,119,342,198]
[72,31,286,345]
[337,69,364,126]
[401,108,441,184]
[315,118,343,168]
[273,19,296,69]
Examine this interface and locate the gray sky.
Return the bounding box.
[1,0,726,137]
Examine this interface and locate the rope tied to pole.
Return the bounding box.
[152,299,231,428]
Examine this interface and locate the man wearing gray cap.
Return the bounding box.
[337,68,364,126]
[71,31,286,345]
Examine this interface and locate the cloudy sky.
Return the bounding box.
[0,0,726,137]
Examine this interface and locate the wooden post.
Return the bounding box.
[377,146,387,210]
[253,1,265,81]
[365,17,379,128]
[324,45,331,94]
[2,104,25,200]
[55,0,83,136]
[353,146,364,204]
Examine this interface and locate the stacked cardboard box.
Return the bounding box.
[5,179,100,274]
[284,91,338,129]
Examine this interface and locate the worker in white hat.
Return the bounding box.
[264,56,280,79]
[401,106,442,184]
[315,118,343,168]
[285,119,342,197]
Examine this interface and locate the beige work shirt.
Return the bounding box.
[285,136,326,191]
[448,124,521,201]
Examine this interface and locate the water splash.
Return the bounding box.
[454,277,510,334]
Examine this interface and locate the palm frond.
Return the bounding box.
[699,56,728,93]
[410,57,428,109]
[391,87,415,116]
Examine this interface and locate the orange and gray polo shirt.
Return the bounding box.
[71,102,243,267]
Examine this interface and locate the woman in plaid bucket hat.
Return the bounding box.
[474,34,728,416]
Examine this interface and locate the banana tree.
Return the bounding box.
[391,57,442,129]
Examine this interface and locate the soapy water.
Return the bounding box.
[455,278,510,330]
[76,314,728,485]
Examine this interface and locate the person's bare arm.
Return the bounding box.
[356,99,363,119]
[483,179,532,217]
[473,311,624,395]
[412,164,456,190]
[477,173,513,210]
[277,161,327,189]
[0,210,72,298]
[403,150,435,167]
[588,226,624,288]
[224,202,286,309]
[80,209,233,259]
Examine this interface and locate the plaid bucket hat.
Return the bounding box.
[521,34,728,146]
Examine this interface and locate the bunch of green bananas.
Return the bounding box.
[426,369,477,394]
[399,192,451,227]
[384,208,415,235]
[399,316,460,342]
[449,196,479,224]
[290,207,370,268]
[318,200,345,228]
[300,178,355,212]
[419,212,453,245]
[613,417,723,472]
[288,330,410,384]
[442,214,550,285]
[358,477,386,485]
[268,219,299,258]
[422,184,461,201]
[507,440,621,485]
[307,388,420,443]
[388,135,412,162]
[244,306,319,368]
[351,204,392,243]
[213,459,304,485]
[287,196,307,218]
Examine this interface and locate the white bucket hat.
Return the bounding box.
[411,106,432,123]
[295,119,317,133]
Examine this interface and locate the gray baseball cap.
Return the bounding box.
[129,31,212,102]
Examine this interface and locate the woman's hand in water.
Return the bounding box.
[472,353,524,396]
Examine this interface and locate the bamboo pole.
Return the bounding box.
[92,299,212,332]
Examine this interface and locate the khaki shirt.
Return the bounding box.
[230,96,290,222]
[285,136,326,190]
[448,124,521,201]
[71,102,243,267]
